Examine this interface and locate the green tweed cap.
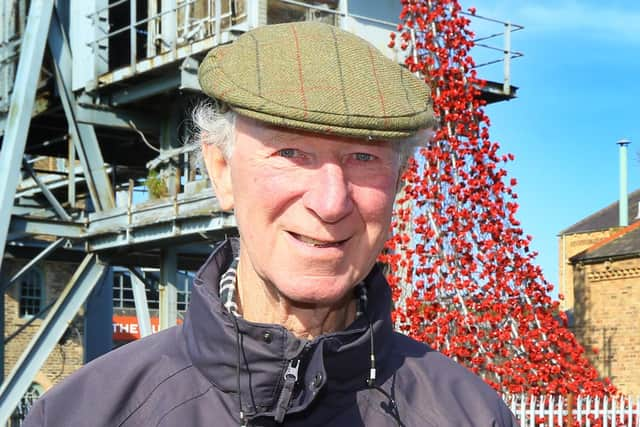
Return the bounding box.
[198,21,435,139]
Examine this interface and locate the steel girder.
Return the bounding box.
[8,191,235,250]
[7,215,84,240]
[75,102,158,132]
[86,189,236,251]
[159,246,178,329]
[21,159,72,221]
[2,238,66,293]
[0,0,54,266]
[48,6,115,213]
[0,253,108,424]
[83,267,113,363]
[110,74,181,106]
[130,269,153,338]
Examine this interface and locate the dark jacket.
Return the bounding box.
[24,239,518,426]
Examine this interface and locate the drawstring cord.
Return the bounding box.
[231,313,248,427]
[367,320,406,427]
[366,319,377,387]
[229,282,402,426]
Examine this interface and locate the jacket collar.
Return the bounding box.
[183,238,395,417]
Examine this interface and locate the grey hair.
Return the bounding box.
[192,101,236,159]
[191,101,432,169]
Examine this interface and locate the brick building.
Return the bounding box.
[2,256,85,422]
[2,253,196,422]
[558,189,640,395]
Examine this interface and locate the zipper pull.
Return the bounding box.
[274,359,300,423]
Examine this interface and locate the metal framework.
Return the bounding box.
[130,268,152,338]
[0,0,54,264]
[0,0,521,423]
[0,254,108,419]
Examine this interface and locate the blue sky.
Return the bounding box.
[463,0,640,298]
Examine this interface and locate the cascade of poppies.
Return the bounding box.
[380,0,615,396]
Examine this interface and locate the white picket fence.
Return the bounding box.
[504,394,640,426]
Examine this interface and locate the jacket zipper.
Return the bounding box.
[274,357,302,423]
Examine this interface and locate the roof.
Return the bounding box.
[560,188,640,235]
[571,220,640,263]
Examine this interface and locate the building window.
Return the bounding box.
[113,271,135,309]
[177,272,194,312]
[113,270,192,312]
[19,268,44,318]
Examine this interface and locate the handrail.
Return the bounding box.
[86,0,129,19]
[86,0,200,47]
[275,0,398,29]
[460,10,524,30]
[75,0,520,92]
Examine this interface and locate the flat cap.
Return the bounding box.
[198,21,435,139]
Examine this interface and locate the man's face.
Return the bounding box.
[205,116,401,306]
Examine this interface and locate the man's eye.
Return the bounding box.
[354,153,375,161]
[277,148,298,158]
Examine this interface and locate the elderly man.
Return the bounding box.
[24,22,518,426]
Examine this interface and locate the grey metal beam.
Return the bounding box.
[10,191,235,250]
[84,267,113,363]
[87,213,236,251]
[68,136,75,207]
[130,0,137,69]
[129,267,154,287]
[0,1,19,114]
[9,207,57,219]
[160,0,177,51]
[159,247,177,329]
[22,159,72,221]
[130,269,152,338]
[8,215,84,239]
[0,254,108,424]
[214,0,221,44]
[0,0,54,267]
[48,6,115,212]
[75,103,158,132]
[159,108,181,197]
[5,238,65,289]
[15,163,110,200]
[12,202,58,217]
[179,56,200,91]
[110,74,180,107]
[503,22,511,95]
[85,189,236,251]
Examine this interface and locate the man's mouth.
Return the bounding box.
[290,232,346,248]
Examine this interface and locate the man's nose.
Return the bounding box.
[302,163,354,223]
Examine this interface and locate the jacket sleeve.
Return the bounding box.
[21,397,45,427]
[497,399,521,427]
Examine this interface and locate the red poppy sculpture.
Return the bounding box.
[382,0,615,396]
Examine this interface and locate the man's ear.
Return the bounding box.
[201,143,234,211]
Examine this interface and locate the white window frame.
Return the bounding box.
[18,267,45,319]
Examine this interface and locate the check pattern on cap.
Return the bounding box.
[198,22,436,139]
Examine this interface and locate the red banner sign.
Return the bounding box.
[112,315,182,340]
